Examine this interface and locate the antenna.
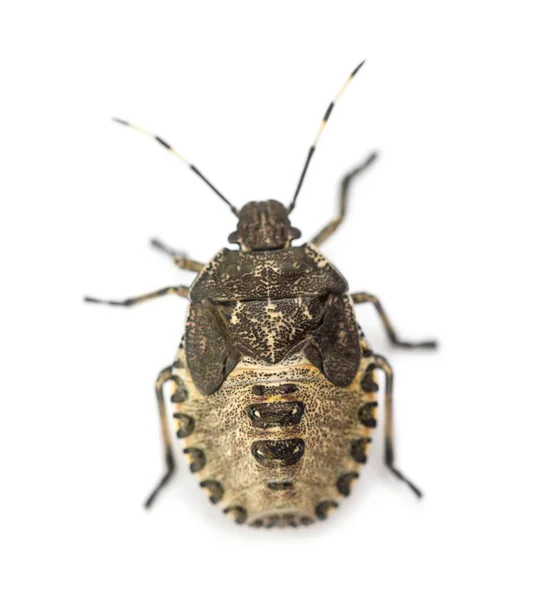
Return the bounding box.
[289,60,366,214]
[112,118,239,217]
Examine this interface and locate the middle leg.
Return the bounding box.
[352,292,437,349]
[84,285,189,307]
[311,152,378,247]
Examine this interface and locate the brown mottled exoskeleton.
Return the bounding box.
[86,61,436,527]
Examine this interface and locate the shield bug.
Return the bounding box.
[86,61,436,527]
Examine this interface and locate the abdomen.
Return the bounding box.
[171,342,377,527]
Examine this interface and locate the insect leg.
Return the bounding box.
[352,292,437,349]
[84,285,189,307]
[150,238,205,273]
[144,366,177,509]
[373,354,422,498]
[310,152,378,247]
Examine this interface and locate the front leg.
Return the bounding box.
[352,292,437,349]
[84,285,189,307]
[311,152,378,247]
[150,238,205,273]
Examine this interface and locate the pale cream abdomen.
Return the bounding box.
[171,347,378,528]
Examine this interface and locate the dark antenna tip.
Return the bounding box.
[365,150,378,165]
[288,60,367,214]
[351,59,366,77]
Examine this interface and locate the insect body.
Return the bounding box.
[86,61,436,527]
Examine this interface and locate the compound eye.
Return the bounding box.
[289,227,301,240]
[228,231,240,244]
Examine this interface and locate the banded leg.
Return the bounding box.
[145,366,176,509]
[310,152,378,247]
[374,354,422,498]
[352,292,437,349]
[84,285,189,307]
[150,238,205,273]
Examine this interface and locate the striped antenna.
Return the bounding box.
[288,60,366,214]
[112,118,239,216]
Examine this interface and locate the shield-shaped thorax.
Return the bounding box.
[185,243,361,395]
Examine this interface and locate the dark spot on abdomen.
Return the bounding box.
[278,384,298,394]
[350,437,372,463]
[200,480,224,504]
[171,377,188,403]
[247,401,304,429]
[267,480,294,491]
[183,447,206,472]
[251,438,305,467]
[315,500,338,520]
[336,472,359,496]
[174,413,195,437]
[224,506,247,524]
[358,402,378,428]
[250,519,264,528]
[361,364,379,393]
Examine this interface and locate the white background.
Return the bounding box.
[1,1,538,599]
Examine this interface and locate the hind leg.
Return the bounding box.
[311,152,378,247]
[352,292,437,349]
[373,354,422,498]
[144,366,177,509]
